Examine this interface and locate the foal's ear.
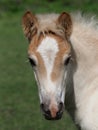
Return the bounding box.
[22,11,38,41]
[57,12,72,38]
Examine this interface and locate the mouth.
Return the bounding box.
[40,103,64,120]
[44,111,63,120]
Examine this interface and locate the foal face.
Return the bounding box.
[28,34,71,120]
[22,11,72,120]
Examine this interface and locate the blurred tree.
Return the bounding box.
[47,0,55,1]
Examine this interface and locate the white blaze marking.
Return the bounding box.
[37,36,59,93]
[37,36,59,75]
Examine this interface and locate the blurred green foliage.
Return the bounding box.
[0,0,98,15]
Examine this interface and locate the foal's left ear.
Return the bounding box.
[57,12,72,38]
[22,11,38,41]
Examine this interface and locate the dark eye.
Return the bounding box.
[28,58,36,67]
[64,55,71,65]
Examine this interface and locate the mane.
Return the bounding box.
[71,12,98,49]
[72,12,98,30]
[36,12,98,38]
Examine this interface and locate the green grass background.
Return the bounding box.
[0,0,98,130]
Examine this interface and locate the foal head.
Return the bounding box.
[22,11,72,120]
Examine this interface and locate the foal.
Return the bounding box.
[22,11,98,130]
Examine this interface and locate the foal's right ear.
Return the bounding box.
[22,11,38,41]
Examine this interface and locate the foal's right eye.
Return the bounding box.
[28,58,36,67]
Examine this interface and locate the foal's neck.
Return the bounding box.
[70,20,98,103]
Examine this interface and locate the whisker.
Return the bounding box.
[25,59,29,63]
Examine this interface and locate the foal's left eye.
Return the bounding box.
[64,55,71,65]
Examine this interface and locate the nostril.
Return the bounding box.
[40,104,50,115]
[40,103,44,109]
[57,102,64,115]
[40,103,45,112]
[40,103,51,119]
[59,102,63,111]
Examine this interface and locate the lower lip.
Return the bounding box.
[44,113,63,120]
